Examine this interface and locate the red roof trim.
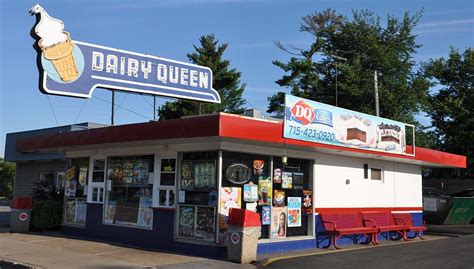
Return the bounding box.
[315,207,423,213]
[15,113,466,168]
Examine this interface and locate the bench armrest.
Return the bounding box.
[322,220,337,231]
[362,218,376,228]
[394,217,407,226]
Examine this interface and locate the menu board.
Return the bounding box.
[194,161,216,189]
[195,206,216,242]
[292,172,304,189]
[178,206,195,239]
[181,160,216,190]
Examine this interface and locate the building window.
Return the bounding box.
[177,151,218,242]
[371,168,383,181]
[156,158,176,208]
[363,164,369,179]
[64,158,89,226]
[220,151,313,241]
[104,155,154,229]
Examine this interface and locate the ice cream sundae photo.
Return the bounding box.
[30,4,79,82]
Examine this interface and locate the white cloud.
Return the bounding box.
[418,19,474,28]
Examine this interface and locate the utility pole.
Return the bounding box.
[111,90,115,126]
[374,70,380,117]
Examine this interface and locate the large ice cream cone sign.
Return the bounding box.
[28,4,220,103]
[30,4,79,82]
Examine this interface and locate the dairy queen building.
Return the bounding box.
[4,4,467,259]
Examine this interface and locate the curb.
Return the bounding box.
[0,258,44,269]
[256,236,446,267]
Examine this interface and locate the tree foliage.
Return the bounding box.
[423,48,473,178]
[268,9,431,144]
[158,34,246,120]
[0,157,15,199]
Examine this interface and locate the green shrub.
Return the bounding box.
[30,200,63,231]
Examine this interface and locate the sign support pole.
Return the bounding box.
[111,90,115,126]
[153,96,156,120]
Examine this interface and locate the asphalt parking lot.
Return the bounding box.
[262,235,474,269]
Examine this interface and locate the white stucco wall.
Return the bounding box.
[314,153,422,210]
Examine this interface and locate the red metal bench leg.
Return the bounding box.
[323,235,332,249]
[418,231,425,240]
[371,233,379,245]
[402,230,408,241]
[334,235,340,249]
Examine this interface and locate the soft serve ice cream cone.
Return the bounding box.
[30,4,78,82]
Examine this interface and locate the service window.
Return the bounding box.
[156,158,176,208]
[104,155,154,229]
[64,158,89,226]
[88,159,106,203]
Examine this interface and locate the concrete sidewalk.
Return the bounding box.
[0,230,253,269]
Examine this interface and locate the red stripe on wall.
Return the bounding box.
[315,207,423,213]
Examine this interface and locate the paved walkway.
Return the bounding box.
[0,230,252,269]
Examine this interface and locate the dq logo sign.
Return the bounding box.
[291,101,315,125]
[29,4,221,104]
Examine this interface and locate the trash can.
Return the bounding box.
[10,197,33,233]
[227,208,261,264]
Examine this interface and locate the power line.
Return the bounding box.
[73,99,87,124]
[45,95,59,126]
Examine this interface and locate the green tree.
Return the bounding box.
[268,9,431,145]
[423,48,473,178]
[158,34,246,119]
[0,157,16,199]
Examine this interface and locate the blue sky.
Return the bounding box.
[1,0,473,157]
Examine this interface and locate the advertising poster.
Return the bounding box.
[270,207,287,239]
[178,206,195,239]
[246,202,257,212]
[243,184,258,202]
[66,166,75,181]
[273,168,282,184]
[226,163,251,184]
[137,197,153,227]
[64,179,77,197]
[180,161,194,190]
[195,206,216,242]
[219,187,242,217]
[253,160,265,175]
[78,167,88,186]
[261,206,271,225]
[273,189,286,207]
[194,161,215,189]
[284,94,407,154]
[302,190,313,215]
[75,199,87,224]
[282,172,293,189]
[258,177,272,206]
[65,199,76,223]
[104,201,116,224]
[292,172,304,189]
[287,197,302,227]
